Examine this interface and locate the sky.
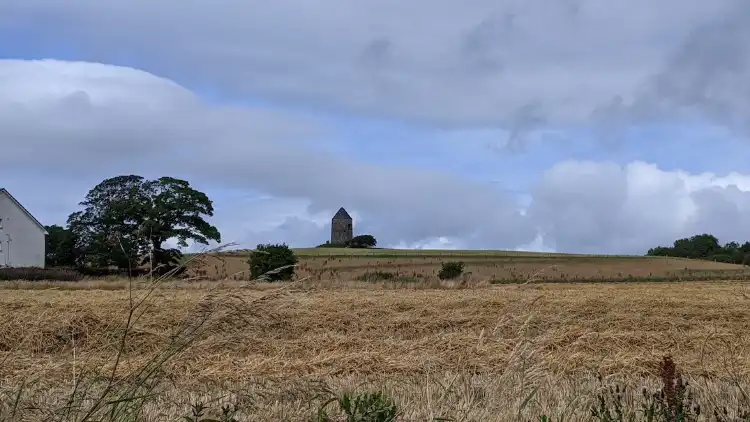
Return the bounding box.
[3,0,750,254]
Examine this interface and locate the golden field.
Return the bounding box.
[189,248,750,283]
[1,271,749,420]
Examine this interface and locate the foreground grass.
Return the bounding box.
[1,280,749,420]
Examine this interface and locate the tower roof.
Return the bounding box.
[332,207,352,220]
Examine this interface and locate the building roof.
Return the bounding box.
[332,207,352,220]
[0,189,49,235]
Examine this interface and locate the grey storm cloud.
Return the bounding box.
[590,1,750,140]
[0,0,742,133]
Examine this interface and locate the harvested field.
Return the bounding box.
[1,280,749,420]
[189,249,750,282]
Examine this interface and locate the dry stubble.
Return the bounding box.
[1,280,749,420]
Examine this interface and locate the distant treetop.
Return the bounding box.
[647,233,750,265]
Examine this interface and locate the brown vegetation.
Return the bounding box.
[1,279,749,420]
[189,251,750,282]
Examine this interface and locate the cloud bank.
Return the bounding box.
[4,60,750,254]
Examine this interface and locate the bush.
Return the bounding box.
[316,241,346,248]
[248,243,298,281]
[0,267,83,281]
[347,234,377,248]
[438,261,465,280]
[710,254,735,264]
[317,390,398,422]
[357,271,396,281]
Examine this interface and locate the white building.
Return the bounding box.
[0,189,48,268]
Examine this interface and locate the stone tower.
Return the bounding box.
[330,207,353,245]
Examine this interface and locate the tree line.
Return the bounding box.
[44,174,379,278]
[646,233,750,265]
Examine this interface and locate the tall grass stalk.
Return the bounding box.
[0,240,303,421]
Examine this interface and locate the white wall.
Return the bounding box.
[0,192,46,268]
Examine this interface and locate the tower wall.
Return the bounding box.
[331,218,353,244]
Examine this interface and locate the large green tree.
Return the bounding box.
[44,224,79,267]
[68,175,221,274]
[347,234,377,248]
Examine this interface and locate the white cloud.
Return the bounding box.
[528,161,750,253]
[0,59,534,250]
[6,59,750,255]
[182,160,750,255]
[388,237,467,250]
[515,234,555,253]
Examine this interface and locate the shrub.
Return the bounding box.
[357,271,396,281]
[347,234,377,248]
[248,243,298,281]
[317,390,398,422]
[0,267,83,281]
[709,254,734,263]
[184,402,240,422]
[316,241,346,248]
[438,261,465,280]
